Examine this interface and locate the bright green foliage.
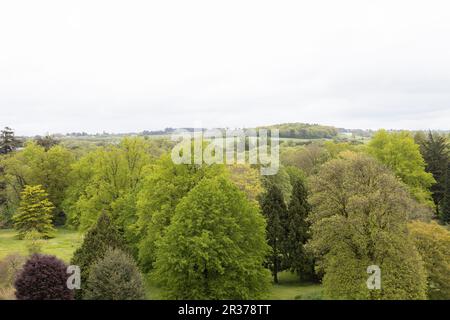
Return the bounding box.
[367,130,435,206]
[154,176,271,299]
[284,167,314,281]
[441,164,450,223]
[409,221,450,300]
[84,248,145,300]
[280,144,328,176]
[418,132,449,217]
[70,213,127,299]
[1,142,74,225]
[64,138,151,243]
[13,185,55,239]
[135,155,225,271]
[309,153,427,299]
[259,184,288,284]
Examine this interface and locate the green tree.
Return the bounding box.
[0,127,20,155]
[408,221,450,300]
[442,163,450,223]
[259,184,288,284]
[135,155,224,271]
[418,131,449,217]
[154,176,270,299]
[309,153,427,299]
[367,130,435,207]
[70,213,127,299]
[284,167,314,281]
[13,185,55,239]
[64,138,151,247]
[84,248,145,300]
[1,142,74,225]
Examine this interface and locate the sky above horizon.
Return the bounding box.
[1,0,450,135]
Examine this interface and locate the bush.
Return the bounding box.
[84,248,145,300]
[0,253,26,288]
[14,254,74,300]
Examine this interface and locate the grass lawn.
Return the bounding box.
[144,271,323,300]
[0,228,83,262]
[268,272,322,300]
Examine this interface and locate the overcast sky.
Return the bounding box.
[1,0,450,135]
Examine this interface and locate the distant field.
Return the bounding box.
[0,228,83,262]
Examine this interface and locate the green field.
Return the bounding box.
[0,229,322,300]
[0,228,83,262]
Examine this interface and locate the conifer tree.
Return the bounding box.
[420,131,449,217]
[442,164,450,223]
[13,185,55,239]
[84,248,145,300]
[285,169,314,280]
[259,184,288,284]
[0,127,20,155]
[70,212,127,299]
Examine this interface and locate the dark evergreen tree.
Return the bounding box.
[70,212,127,299]
[420,131,449,217]
[259,184,288,283]
[285,172,315,281]
[14,254,74,300]
[34,135,60,151]
[442,163,450,223]
[0,127,20,154]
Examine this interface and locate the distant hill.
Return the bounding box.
[257,123,339,139]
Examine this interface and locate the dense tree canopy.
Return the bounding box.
[367,130,435,207]
[309,153,427,299]
[154,175,270,299]
[408,221,450,299]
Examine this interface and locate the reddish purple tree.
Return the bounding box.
[14,254,74,300]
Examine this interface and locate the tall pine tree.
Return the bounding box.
[259,184,288,284]
[420,131,449,217]
[285,169,315,281]
[0,127,20,154]
[442,163,450,224]
[70,212,127,299]
[13,185,55,239]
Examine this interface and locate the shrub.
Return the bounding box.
[14,254,74,300]
[84,248,145,300]
[0,253,26,288]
